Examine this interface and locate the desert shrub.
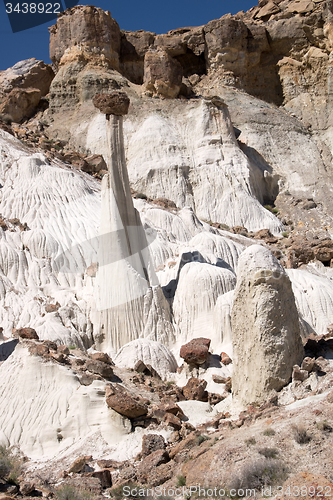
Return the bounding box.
[263,428,276,437]
[54,485,97,500]
[0,445,22,483]
[135,193,147,200]
[245,437,256,446]
[282,231,289,238]
[316,420,332,433]
[272,208,279,214]
[196,434,210,445]
[292,424,311,444]
[228,458,288,491]
[176,475,186,487]
[0,114,12,125]
[258,447,279,459]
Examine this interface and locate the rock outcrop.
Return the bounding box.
[49,5,121,69]
[231,245,304,407]
[143,49,183,98]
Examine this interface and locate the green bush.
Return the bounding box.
[258,447,279,459]
[135,193,147,200]
[245,437,256,446]
[282,231,289,238]
[263,428,276,437]
[196,434,210,445]
[292,424,311,444]
[54,485,97,500]
[316,420,332,433]
[176,475,186,487]
[0,445,22,483]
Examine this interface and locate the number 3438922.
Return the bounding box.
[5,3,61,13]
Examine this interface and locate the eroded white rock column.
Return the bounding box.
[93,92,174,354]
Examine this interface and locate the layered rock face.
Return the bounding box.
[231,245,304,407]
[49,5,121,70]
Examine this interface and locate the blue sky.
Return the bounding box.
[0,0,257,70]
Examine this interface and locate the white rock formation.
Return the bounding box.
[0,344,131,458]
[287,268,333,336]
[231,245,304,407]
[173,262,236,345]
[86,98,284,234]
[114,338,178,379]
[95,111,174,354]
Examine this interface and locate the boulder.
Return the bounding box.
[90,351,113,365]
[85,469,112,488]
[180,337,211,365]
[292,365,309,382]
[67,455,89,473]
[0,58,54,99]
[0,88,41,123]
[162,412,182,430]
[85,359,113,378]
[105,383,148,418]
[143,49,183,98]
[136,449,170,484]
[182,377,208,402]
[141,434,166,457]
[231,245,304,407]
[220,352,232,365]
[92,91,130,116]
[13,327,39,340]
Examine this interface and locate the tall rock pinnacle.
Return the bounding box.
[93,91,174,354]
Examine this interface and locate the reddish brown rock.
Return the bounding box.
[0,88,41,123]
[144,49,183,98]
[220,352,232,365]
[182,377,208,401]
[90,351,113,365]
[85,469,112,489]
[301,357,315,372]
[0,58,54,99]
[157,402,184,418]
[212,374,228,384]
[57,345,70,355]
[67,455,90,473]
[85,359,113,378]
[141,434,166,457]
[136,449,170,484]
[92,91,130,116]
[13,327,39,340]
[163,412,182,430]
[180,337,211,365]
[105,384,148,418]
[292,364,309,382]
[29,343,49,357]
[279,472,333,500]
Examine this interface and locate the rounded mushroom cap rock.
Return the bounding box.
[92,91,130,116]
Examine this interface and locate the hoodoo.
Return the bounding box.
[93,91,174,354]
